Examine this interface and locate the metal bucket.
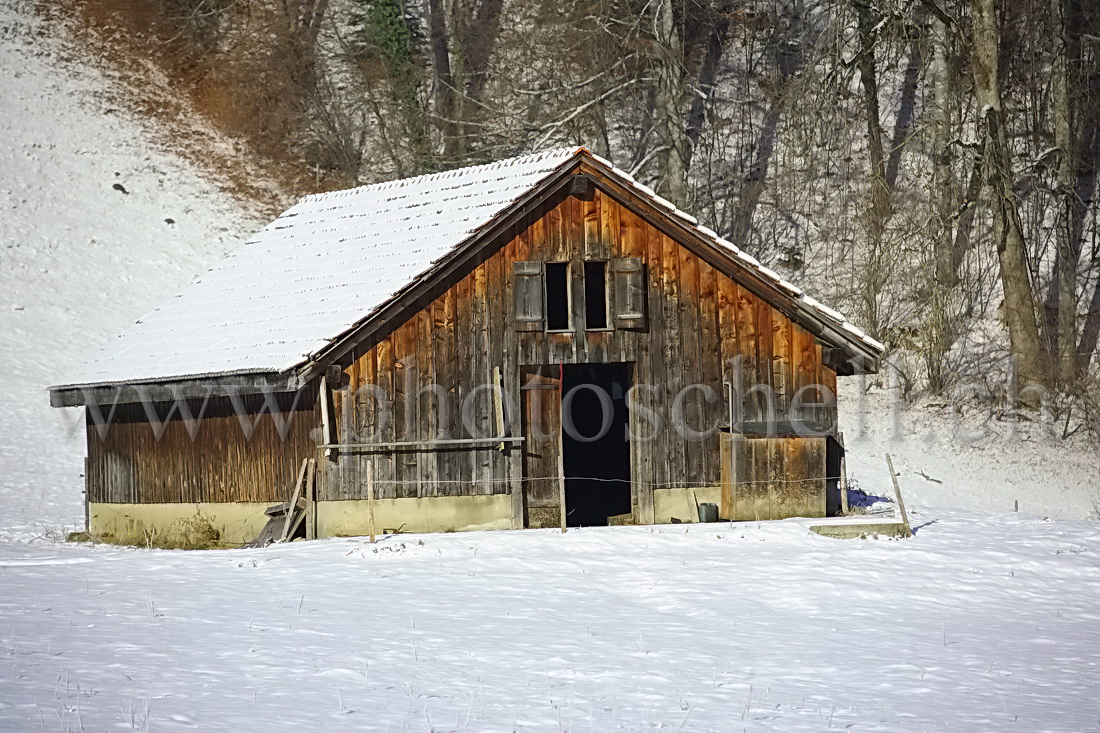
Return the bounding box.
[698,502,719,523]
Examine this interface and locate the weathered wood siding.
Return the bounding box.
[330,185,839,521]
[720,434,827,520]
[87,391,318,504]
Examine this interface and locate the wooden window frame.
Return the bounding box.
[582,260,612,332]
[544,261,572,333]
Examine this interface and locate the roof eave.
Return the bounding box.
[49,370,298,408]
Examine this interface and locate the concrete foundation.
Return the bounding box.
[317,494,513,536]
[90,493,515,545]
[652,486,722,524]
[89,502,272,545]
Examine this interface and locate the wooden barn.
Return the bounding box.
[49,148,883,544]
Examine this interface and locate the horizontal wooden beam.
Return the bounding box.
[320,437,524,451]
[49,372,299,407]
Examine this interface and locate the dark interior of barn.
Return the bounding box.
[561,363,632,526]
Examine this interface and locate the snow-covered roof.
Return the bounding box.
[53,147,882,390]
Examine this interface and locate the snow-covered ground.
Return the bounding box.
[2,1,1100,730]
[3,513,1100,732]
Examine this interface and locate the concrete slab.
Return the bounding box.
[809,521,911,539]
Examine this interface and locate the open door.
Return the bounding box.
[521,364,634,529]
[561,363,632,526]
[521,368,565,529]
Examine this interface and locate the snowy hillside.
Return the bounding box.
[840,385,1100,521]
[0,1,261,539]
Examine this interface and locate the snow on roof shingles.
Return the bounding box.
[56,146,882,390]
[57,148,583,388]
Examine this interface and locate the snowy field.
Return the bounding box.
[2,1,1100,730]
[3,512,1100,731]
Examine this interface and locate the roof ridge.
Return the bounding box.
[299,147,585,205]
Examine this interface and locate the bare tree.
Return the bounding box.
[970,0,1047,399]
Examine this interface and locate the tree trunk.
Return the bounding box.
[1050,0,1079,387]
[1074,54,1100,371]
[726,9,809,247]
[684,9,730,169]
[853,0,891,338]
[970,0,1047,401]
[426,0,458,162]
[926,12,958,392]
[653,0,688,205]
[458,0,505,153]
[886,16,924,190]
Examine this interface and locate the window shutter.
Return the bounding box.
[513,261,544,331]
[610,257,647,330]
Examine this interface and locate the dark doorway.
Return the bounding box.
[561,363,632,526]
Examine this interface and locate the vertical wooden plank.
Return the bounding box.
[417,309,436,497]
[808,437,827,517]
[344,361,361,502]
[426,295,448,496]
[717,275,739,427]
[365,459,376,543]
[735,285,759,423]
[770,436,790,518]
[615,205,646,519]
[355,350,377,501]
[677,242,704,485]
[821,359,838,435]
[751,437,771,520]
[486,235,508,496]
[719,432,740,520]
[796,326,818,432]
[472,261,492,495]
[617,206,643,362]
[566,195,587,358]
[499,232,524,518]
[642,215,668,504]
[754,298,774,428]
[697,261,720,485]
[396,318,420,498]
[788,326,806,431]
[772,313,791,420]
[660,232,684,504]
[594,186,611,259]
[451,274,473,496]
[374,335,396,499]
[546,196,567,260]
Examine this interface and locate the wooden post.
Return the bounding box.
[319,375,336,461]
[558,449,567,534]
[282,458,309,542]
[493,366,506,451]
[839,432,850,515]
[365,459,376,544]
[305,458,316,541]
[557,361,567,534]
[885,454,912,537]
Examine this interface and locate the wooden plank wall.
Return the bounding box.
[331,186,840,518]
[720,434,827,520]
[86,391,318,504]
